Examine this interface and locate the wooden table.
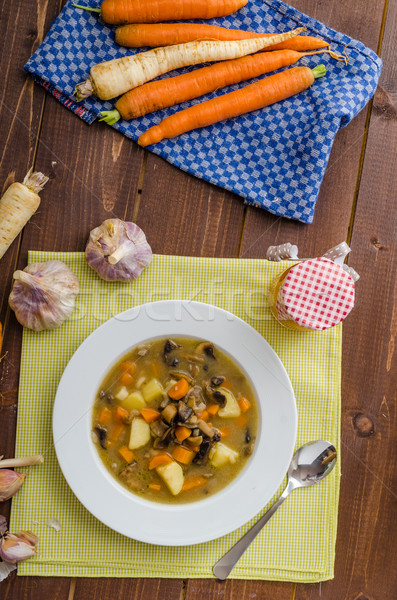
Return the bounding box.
[1,0,396,598]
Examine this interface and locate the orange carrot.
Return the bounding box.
[103,47,326,122]
[109,422,125,442]
[73,0,249,25]
[182,476,207,491]
[236,414,247,428]
[149,453,173,470]
[121,372,134,385]
[168,378,189,400]
[140,408,161,423]
[116,23,328,51]
[175,425,192,442]
[115,405,130,421]
[219,380,232,391]
[119,445,135,463]
[172,445,195,465]
[148,482,162,491]
[207,403,220,416]
[120,360,136,374]
[218,427,230,438]
[238,396,251,413]
[138,65,326,147]
[198,409,209,422]
[98,406,112,426]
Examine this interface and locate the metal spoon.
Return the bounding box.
[213,440,337,580]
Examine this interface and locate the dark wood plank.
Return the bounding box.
[186,579,294,600]
[0,0,62,461]
[0,0,62,319]
[0,15,64,600]
[136,154,245,257]
[74,578,183,600]
[0,574,71,600]
[240,0,386,259]
[295,0,397,598]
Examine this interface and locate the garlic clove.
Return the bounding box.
[0,470,26,502]
[86,218,152,282]
[0,531,38,564]
[8,260,79,331]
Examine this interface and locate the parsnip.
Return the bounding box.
[75,27,305,101]
[0,170,49,260]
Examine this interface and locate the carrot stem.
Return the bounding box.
[99,110,121,125]
[72,4,101,13]
[312,64,326,78]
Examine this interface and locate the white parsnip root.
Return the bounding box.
[75,27,306,101]
[0,169,49,260]
[0,454,44,468]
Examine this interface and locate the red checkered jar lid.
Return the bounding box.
[278,258,355,330]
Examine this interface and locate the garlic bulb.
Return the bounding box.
[0,531,38,564]
[8,261,79,331]
[85,218,152,282]
[0,470,26,502]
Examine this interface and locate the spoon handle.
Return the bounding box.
[213,486,291,580]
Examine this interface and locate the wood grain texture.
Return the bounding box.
[0,575,71,600]
[186,578,294,600]
[295,0,397,598]
[74,578,183,600]
[0,1,62,570]
[0,0,59,320]
[136,154,245,257]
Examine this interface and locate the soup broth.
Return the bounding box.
[92,337,258,504]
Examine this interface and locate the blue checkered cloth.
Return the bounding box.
[24,0,381,223]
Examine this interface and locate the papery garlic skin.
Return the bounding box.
[0,470,26,502]
[86,219,152,282]
[8,260,79,331]
[0,531,38,564]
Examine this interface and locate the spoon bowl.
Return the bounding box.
[288,440,337,489]
[213,440,337,580]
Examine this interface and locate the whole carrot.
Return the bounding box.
[116,22,328,51]
[138,64,326,146]
[73,0,248,24]
[75,27,305,101]
[100,49,331,122]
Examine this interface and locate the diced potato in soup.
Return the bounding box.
[122,391,146,410]
[210,442,239,467]
[92,337,257,504]
[218,389,241,418]
[115,386,129,401]
[142,379,164,403]
[156,461,184,495]
[129,418,151,449]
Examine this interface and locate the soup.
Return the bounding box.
[92,337,258,503]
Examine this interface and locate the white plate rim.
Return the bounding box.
[53,300,297,546]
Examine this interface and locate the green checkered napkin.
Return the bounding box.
[10,252,341,581]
